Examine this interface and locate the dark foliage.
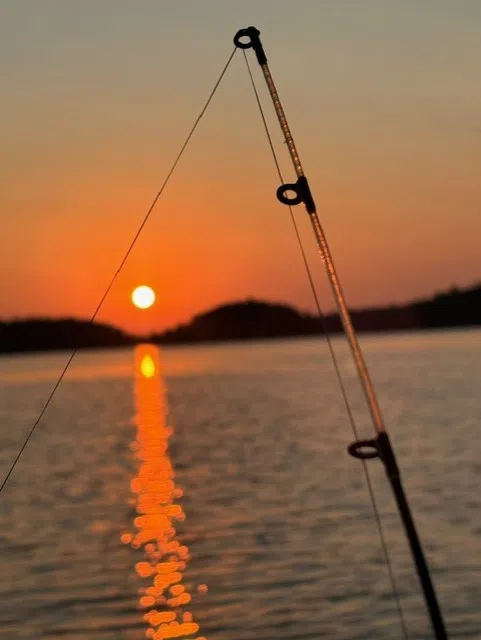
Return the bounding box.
[154,284,481,345]
[1,284,480,353]
[0,318,135,354]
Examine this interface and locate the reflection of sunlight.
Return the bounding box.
[122,345,206,640]
[140,354,156,379]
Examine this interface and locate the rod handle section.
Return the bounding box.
[348,433,448,639]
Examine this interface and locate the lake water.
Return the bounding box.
[0,330,480,639]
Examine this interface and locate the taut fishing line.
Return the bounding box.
[2,25,449,639]
[235,26,447,639]
[242,49,410,639]
[0,48,237,496]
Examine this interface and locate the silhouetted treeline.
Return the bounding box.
[1,283,480,354]
[154,283,481,345]
[0,318,135,354]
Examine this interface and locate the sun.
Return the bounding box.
[131,285,156,310]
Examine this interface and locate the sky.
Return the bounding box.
[1,1,480,333]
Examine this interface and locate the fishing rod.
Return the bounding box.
[234,26,448,639]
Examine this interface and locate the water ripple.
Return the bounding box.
[0,331,480,638]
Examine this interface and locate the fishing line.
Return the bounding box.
[242,50,410,639]
[0,48,237,496]
[238,26,448,639]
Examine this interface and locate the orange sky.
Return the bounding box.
[1,2,480,334]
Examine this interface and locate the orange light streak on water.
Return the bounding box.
[122,344,206,640]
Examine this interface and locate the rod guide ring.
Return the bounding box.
[348,439,380,460]
[233,27,260,49]
[276,183,303,206]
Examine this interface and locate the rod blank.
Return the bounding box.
[235,25,448,639]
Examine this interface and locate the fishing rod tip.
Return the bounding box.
[233,26,267,65]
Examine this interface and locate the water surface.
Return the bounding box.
[0,330,480,639]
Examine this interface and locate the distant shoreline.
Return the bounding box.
[2,325,481,360]
[1,283,480,355]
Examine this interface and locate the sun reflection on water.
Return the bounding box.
[122,344,206,640]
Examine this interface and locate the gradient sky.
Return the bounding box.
[1,1,480,333]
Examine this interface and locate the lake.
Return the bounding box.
[0,330,480,639]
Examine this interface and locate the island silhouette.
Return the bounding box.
[1,283,480,354]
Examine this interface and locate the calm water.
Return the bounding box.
[0,330,480,639]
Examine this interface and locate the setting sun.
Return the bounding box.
[131,285,156,310]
